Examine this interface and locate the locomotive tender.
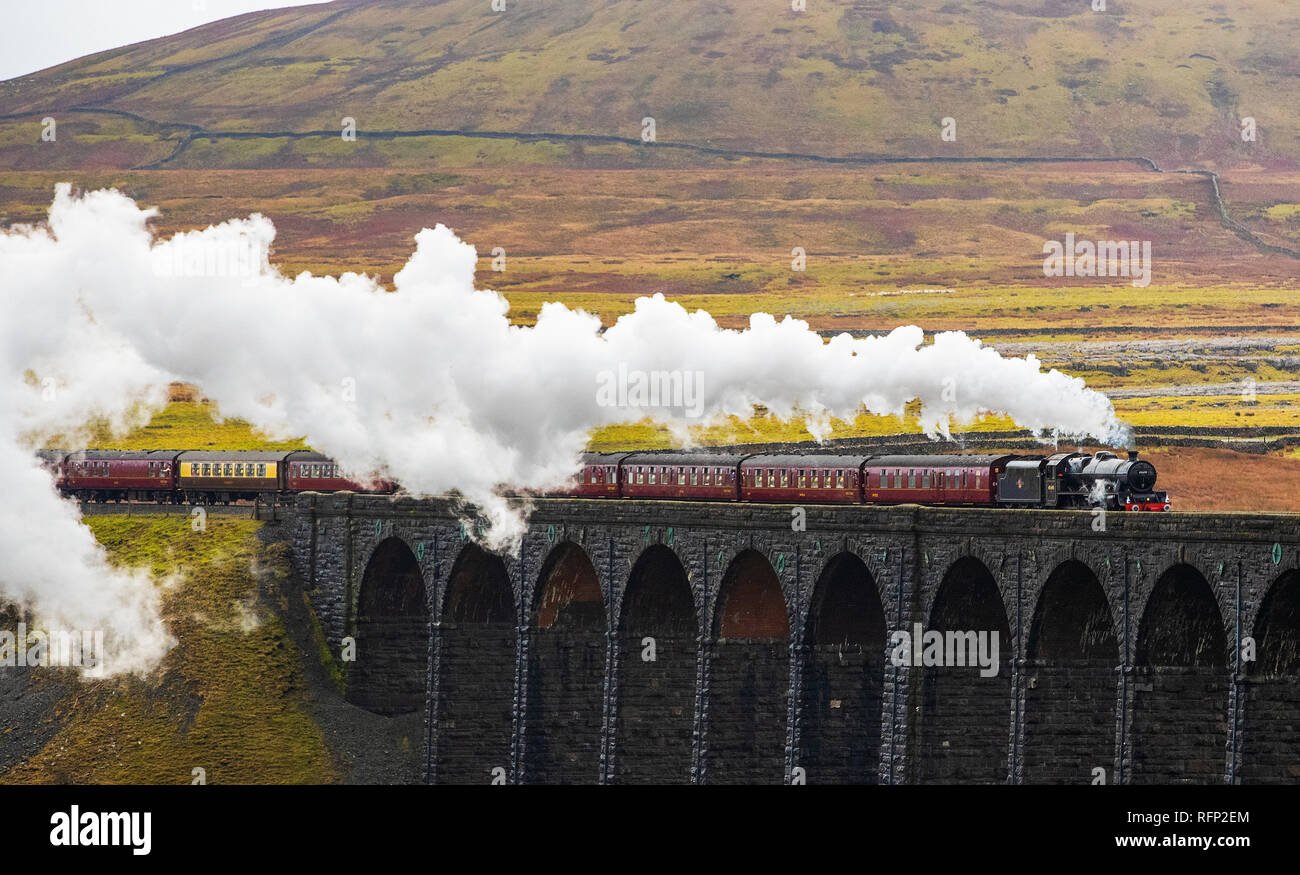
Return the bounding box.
[36,447,1169,511]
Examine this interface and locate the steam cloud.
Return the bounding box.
[0,185,1129,674]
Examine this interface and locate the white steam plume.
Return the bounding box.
[0,186,1129,673]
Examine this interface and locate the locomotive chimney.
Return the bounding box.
[1128,450,1138,461]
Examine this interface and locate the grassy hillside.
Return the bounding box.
[1,0,1298,170]
[0,517,336,784]
[2,0,1296,480]
[2,163,1298,333]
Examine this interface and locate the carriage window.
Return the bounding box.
[649,469,656,484]
[235,463,244,477]
[258,464,266,477]
[797,470,805,488]
[835,470,843,488]
[922,470,930,488]
[975,473,981,489]
[908,470,916,488]
[201,463,211,476]
[637,468,644,484]
[691,468,698,486]
[780,470,789,487]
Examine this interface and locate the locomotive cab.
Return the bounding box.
[1042,452,1088,507]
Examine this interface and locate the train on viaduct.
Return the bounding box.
[286,493,1300,784]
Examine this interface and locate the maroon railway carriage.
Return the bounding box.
[620,452,744,501]
[62,450,180,502]
[566,452,634,498]
[284,450,396,494]
[861,454,1012,506]
[739,454,865,504]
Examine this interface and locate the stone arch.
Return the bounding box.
[1242,570,1300,784]
[615,544,697,784]
[348,537,429,716]
[917,556,1013,784]
[1023,560,1119,784]
[708,549,790,784]
[524,542,606,784]
[1131,563,1228,784]
[799,552,887,784]
[435,542,516,784]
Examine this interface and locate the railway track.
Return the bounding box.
[75,500,285,520]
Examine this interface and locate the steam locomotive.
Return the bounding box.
[35,447,1169,512]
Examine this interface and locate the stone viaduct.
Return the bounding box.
[286,493,1300,785]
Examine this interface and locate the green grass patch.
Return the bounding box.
[2,517,335,784]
